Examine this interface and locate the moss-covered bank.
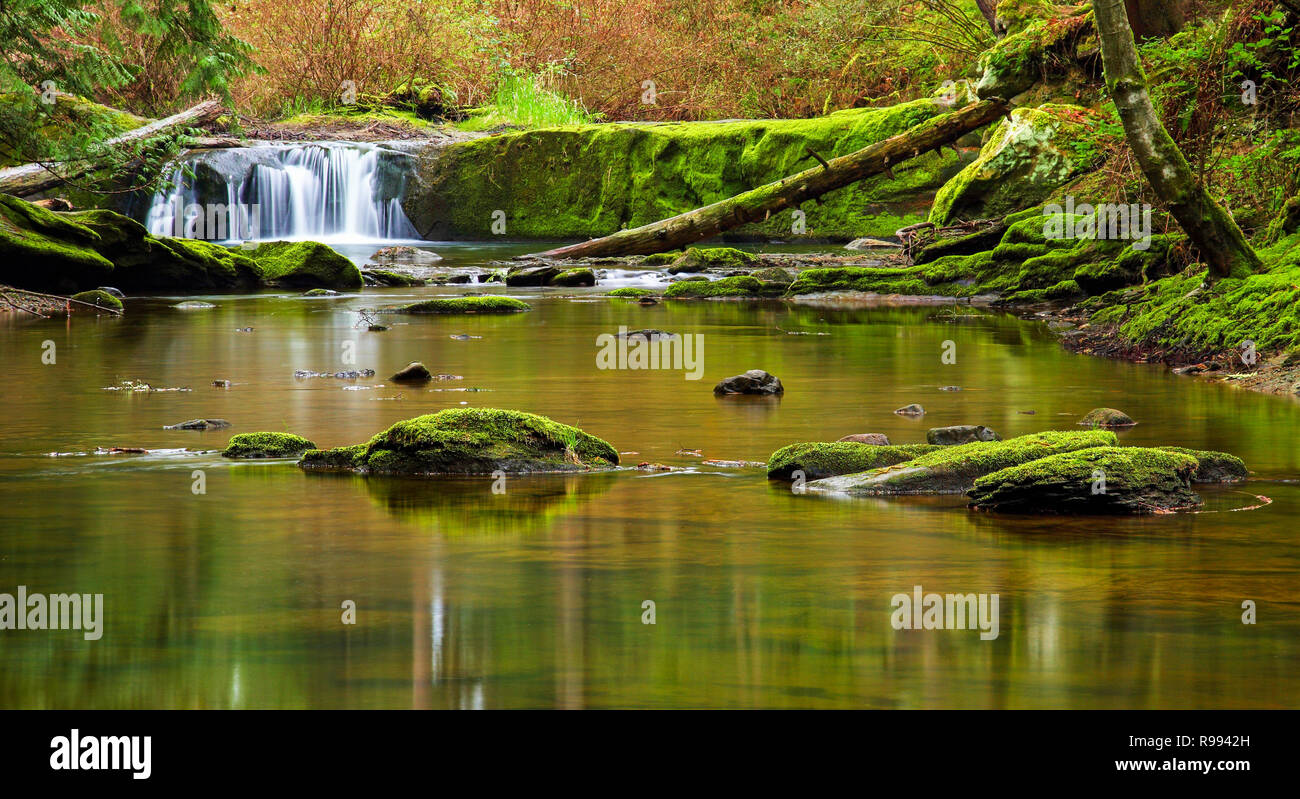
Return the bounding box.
[405,98,977,241]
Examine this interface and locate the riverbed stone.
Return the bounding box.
[551,267,597,287]
[668,247,758,274]
[927,425,1000,445]
[837,433,891,445]
[387,296,531,314]
[390,362,433,382]
[70,289,123,311]
[298,408,619,475]
[968,447,1202,514]
[714,369,784,395]
[894,404,926,416]
[1079,407,1136,427]
[222,432,316,459]
[505,265,560,286]
[371,245,441,264]
[767,442,940,480]
[164,418,232,431]
[806,430,1117,495]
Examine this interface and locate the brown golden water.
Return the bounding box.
[1,267,1298,708]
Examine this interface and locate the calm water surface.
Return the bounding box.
[1,243,1298,708]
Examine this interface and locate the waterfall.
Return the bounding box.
[142,142,420,242]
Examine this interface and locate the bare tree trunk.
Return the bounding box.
[531,98,1009,259]
[1124,0,1185,39]
[1094,0,1259,279]
[0,99,224,196]
[974,0,1003,36]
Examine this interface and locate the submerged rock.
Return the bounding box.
[385,296,531,314]
[714,370,784,396]
[968,447,1201,515]
[927,425,1000,445]
[894,404,926,416]
[837,433,891,445]
[299,408,619,475]
[294,369,376,379]
[767,442,940,480]
[164,418,232,431]
[1079,407,1136,428]
[806,430,1117,495]
[222,432,316,459]
[390,362,433,382]
[248,240,364,290]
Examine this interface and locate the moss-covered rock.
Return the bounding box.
[1079,407,1135,427]
[766,442,941,480]
[551,267,597,287]
[667,247,758,274]
[968,447,1201,514]
[975,6,1092,100]
[248,241,363,289]
[298,408,619,475]
[607,287,657,297]
[363,268,427,287]
[641,251,682,266]
[405,99,975,241]
[930,104,1106,224]
[664,275,777,299]
[386,296,531,314]
[222,432,317,459]
[0,194,263,292]
[806,430,1117,495]
[69,289,123,311]
[1156,447,1248,483]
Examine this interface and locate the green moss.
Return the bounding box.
[552,267,597,287]
[968,446,1201,514]
[641,251,682,266]
[299,408,618,475]
[808,430,1117,495]
[1079,407,1135,427]
[606,287,657,297]
[1155,447,1248,483]
[69,289,122,311]
[223,432,317,459]
[664,275,774,298]
[406,98,965,241]
[389,296,531,314]
[766,442,940,480]
[751,266,795,284]
[667,246,758,273]
[248,241,363,289]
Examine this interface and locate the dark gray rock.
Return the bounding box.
[927,425,1000,445]
[714,369,784,396]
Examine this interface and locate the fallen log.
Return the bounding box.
[0,98,225,197]
[530,98,1009,259]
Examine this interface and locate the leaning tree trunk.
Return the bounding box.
[0,98,224,197]
[1094,0,1260,279]
[531,98,1009,259]
[975,0,1003,37]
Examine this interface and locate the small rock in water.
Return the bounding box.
[927,425,1000,446]
[303,288,339,297]
[235,327,254,333]
[1078,407,1136,427]
[837,433,891,445]
[368,325,389,332]
[618,328,676,340]
[701,459,765,468]
[371,245,442,265]
[1018,410,1036,415]
[636,462,676,471]
[164,419,232,431]
[894,404,925,416]
[713,369,784,396]
[213,379,231,388]
[939,385,962,392]
[390,362,433,383]
[172,301,215,309]
[676,448,703,457]
[449,334,482,340]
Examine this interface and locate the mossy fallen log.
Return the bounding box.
[530,98,1010,259]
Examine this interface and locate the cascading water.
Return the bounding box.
[142,142,420,242]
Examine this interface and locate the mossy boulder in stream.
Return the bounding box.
[767,442,941,480]
[667,247,758,274]
[968,447,1202,514]
[69,289,123,311]
[247,241,363,289]
[806,430,1117,495]
[405,98,975,241]
[1156,447,1248,483]
[665,275,782,299]
[299,408,619,475]
[386,295,531,314]
[222,432,317,459]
